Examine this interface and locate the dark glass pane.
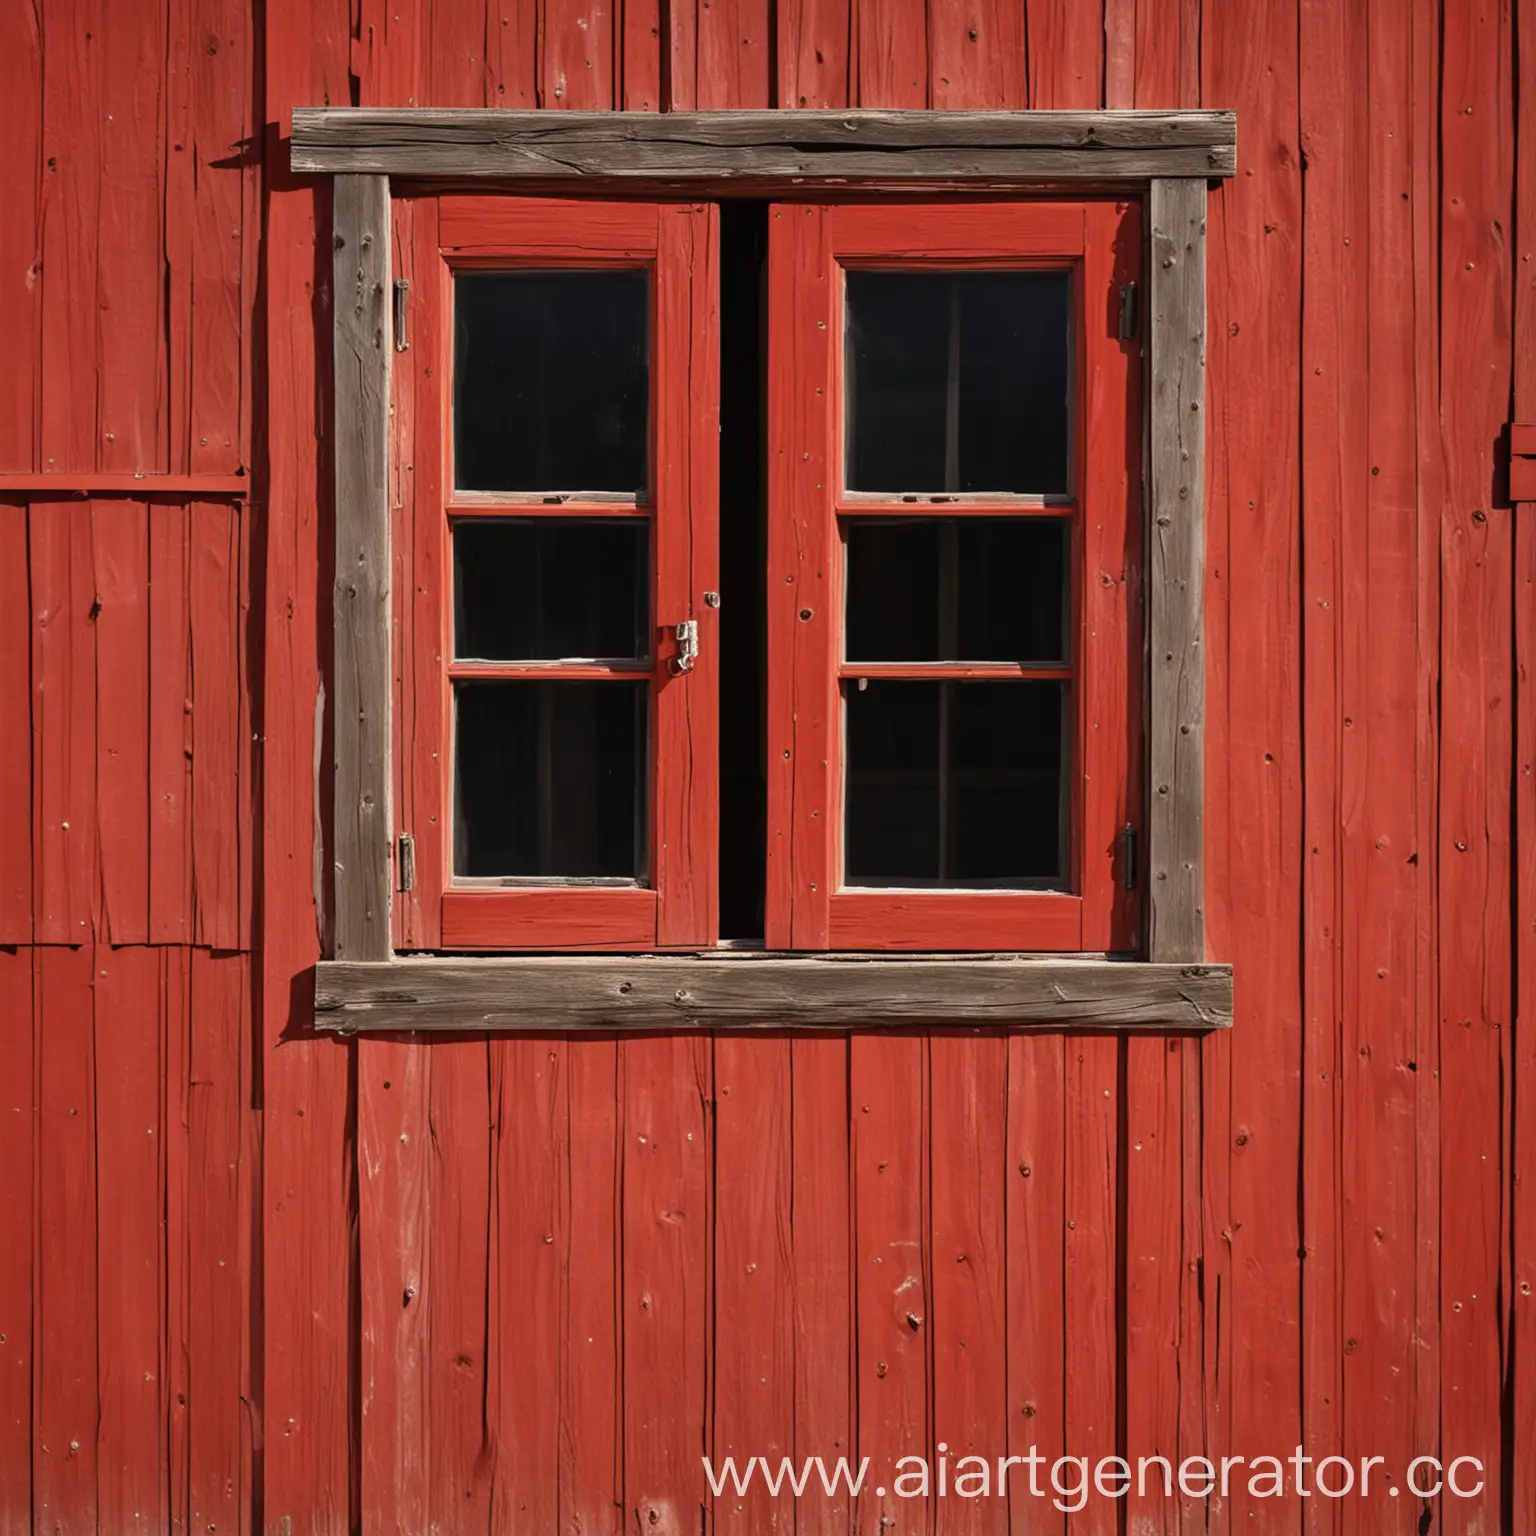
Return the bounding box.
[454,681,646,879]
[455,271,649,493]
[845,271,1071,495]
[845,518,1068,662]
[454,519,649,661]
[844,680,1065,886]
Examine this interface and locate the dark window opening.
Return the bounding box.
[717,203,770,942]
[844,269,1072,496]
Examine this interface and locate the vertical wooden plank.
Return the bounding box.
[189,0,253,473]
[622,0,664,111]
[427,1043,492,1536]
[187,950,247,1536]
[927,0,1024,108]
[853,0,927,106]
[697,0,773,107]
[1006,1034,1064,1536]
[791,1035,853,1536]
[1510,0,1536,1523]
[97,0,167,473]
[1122,1038,1183,1536]
[487,1039,563,1533]
[1023,0,1100,108]
[31,501,99,944]
[94,946,164,1536]
[358,1037,430,1536]
[162,947,192,1536]
[655,201,720,947]
[148,501,192,942]
[1438,0,1514,1524]
[487,0,538,105]
[562,1040,623,1536]
[0,500,32,940]
[1202,0,1306,1526]
[1147,177,1207,967]
[1343,0,1423,1526]
[0,947,33,1536]
[428,0,489,105]
[1133,0,1199,108]
[0,0,41,471]
[850,1035,927,1536]
[776,0,851,106]
[262,7,356,1530]
[541,0,617,106]
[711,1037,793,1534]
[33,945,97,1536]
[39,0,102,475]
[1295,0,1357,1528]
[94,502,151,944]
[623,1036,711,1536]
[928,1034,1006,1536]
[333,173,394,963]
[190,500,242,949]
[1063,1037,1115,1536]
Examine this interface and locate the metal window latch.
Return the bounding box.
[671,619,699,674]
[1120,822,1137,891]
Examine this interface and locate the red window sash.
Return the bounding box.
[766,199,1142,953]
[394,195,720,952]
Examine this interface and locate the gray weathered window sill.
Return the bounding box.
[314,953,1232,1034]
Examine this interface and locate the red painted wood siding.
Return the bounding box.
[0,0,1530,1533]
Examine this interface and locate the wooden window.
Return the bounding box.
[766,200,1141,951]
[318,113,1229,1021]
[399,196,719,951]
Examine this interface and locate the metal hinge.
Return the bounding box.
[397,833,416,892]
[1117,281,1139,342]
[1121,823,1137,891]
[393,279,410,352]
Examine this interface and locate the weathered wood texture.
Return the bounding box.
[316,955,1234,1030]
[0,0,1530,1532]
[331,174,394,962]
[291,106,1237,178]
[1147,175,1207,963]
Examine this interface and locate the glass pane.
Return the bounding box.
[454,519,650,661]
[845,518,1068,663]
[454,680,647,879]
[455,271,649,494]
[844,680,1065,887]
[845,271,1071,495]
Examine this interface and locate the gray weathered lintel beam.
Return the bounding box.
[331,174,394,962]
[1147,177,1207,963]
[291,108,1236,180]
[315,955,1233,1032]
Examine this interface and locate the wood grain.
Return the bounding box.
[291,107,1238,178]
[332,172,395,962]
[316,954,1234,1031]
[1147,177,1207,965]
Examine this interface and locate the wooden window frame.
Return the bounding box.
[310,109,1229,1030]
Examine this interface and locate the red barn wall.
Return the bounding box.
[0,0,1533,1532]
